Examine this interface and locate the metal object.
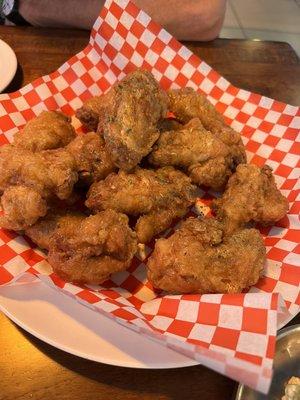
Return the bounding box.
[235,324,300,400]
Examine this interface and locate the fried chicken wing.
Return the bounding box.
[0,145,77,199]
[147,217,266,294]
[25,208,85,250]
[48,210,137,284]
[101,70,168,170]
[76,95,108,131]
[41,149,78,199]
[135,206,189,245]
[149,118,234,190]
[168,88,246,167]
[212,164,289,234]
[13,111,76,151]
[0,145,78,229]
[66,132,117,185]
[77,70,168,170]
[0,186,47,230]
[86,167,196,243]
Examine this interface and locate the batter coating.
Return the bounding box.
[168,88,246,168]
[77,70,168,170]
[0,186,47,231]
[147,217,266,294]
[48,210,137,284]
[212,164,289,234]
[149,118,234,190]
[67,132,116,185]
[0,145,78,229]
[76,95,108,132]
[13,111,76,151]
[86,167,196,243]
[25,208,85,250]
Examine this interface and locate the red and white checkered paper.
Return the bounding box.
[0,0,299,393]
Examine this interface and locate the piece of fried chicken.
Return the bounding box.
[212,164,289,234]
[86,167,197,243]
[13,111,76,151]
[0,145,77,199]
[149,118,235,191]
[0,186,48,231]
[168,88,246,168]
[66,132,117,185]
[25,208,85,250]
[76,94,108,132]
[77,70,168,170]
[147,217,266,294]
[48,210,137,284]
[0,145,78,229]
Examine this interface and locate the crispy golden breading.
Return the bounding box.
[41,149,78,199]
[0,145,78,200]
[86,167,196,243]
[25,209,85,250]
[67,132,117,185]
[135,202,191,244]
[158,118,183,133]
[0,186,48,230]
[76,95,108,131]
[168,88,246,167]
[77,71,168,171]
[13,111,76,151]
[0,145,32,191]
[149,118,234,190]
[0,145,78,229]
[147,217,266,294]
[83,70,168,170]
[100,70,168,170]
[212,164,289,234]
[86,167,195,216]
[48,210,137,284]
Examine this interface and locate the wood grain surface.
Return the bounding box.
[1,26,300,105]
[0,26,299,400]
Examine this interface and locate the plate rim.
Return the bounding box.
[1,278,298,371]
[0,280,199,369]
[0,38,17,92]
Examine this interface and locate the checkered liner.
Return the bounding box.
[0,0,299,393]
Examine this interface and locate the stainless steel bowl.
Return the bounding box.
[235,324,300,400]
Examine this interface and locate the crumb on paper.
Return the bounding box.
[194,199,211,217]
[137,243,147,261]
[71,115,83,130]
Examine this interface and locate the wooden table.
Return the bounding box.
[0,26,299,400]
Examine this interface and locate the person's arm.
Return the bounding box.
[134,0,226,41]
[19,0,226,41]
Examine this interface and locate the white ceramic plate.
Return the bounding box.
[0,279,198,368]
[0,39,17,92]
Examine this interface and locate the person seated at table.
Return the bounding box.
[1,0,227,41]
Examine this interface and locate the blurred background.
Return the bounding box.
[220,0,300,56]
